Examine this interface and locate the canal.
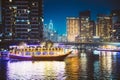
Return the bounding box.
[0,49,120,80]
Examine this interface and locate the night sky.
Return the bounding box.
[44,0,120,35]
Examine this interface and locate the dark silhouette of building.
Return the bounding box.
[89,20,95,36]
[111,9,120,42]
[0,23,2,33]
[2,0,43,42]
[80,10,91,17]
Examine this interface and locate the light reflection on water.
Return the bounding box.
[94,51,120,80]
[7,61,66,80]
[65,57,80,80]
[0,50,120,80]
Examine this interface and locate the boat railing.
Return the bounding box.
[10,47,65,51]
[9,47,71,56]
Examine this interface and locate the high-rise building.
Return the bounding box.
[111,9,120,42]
[79,10,93,42]
[43,20,58,42]
[58,34,67,42]
[2,0,43,42]
[43,24,50,40]
[97,14,112,42]
[67,17,80,42]
[48,20,53,30]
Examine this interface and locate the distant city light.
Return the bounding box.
[27,10,30,13]
[9,33,12,36]
[51,33,53,36]
[42,18,44,22]
[27,29,31,32]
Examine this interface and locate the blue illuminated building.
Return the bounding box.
[43,20,58,42]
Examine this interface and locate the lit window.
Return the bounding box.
[27,29,31,32]
[86,18,89,21]
[27,20,29,22]
[41,18,44,22]
[21,20,25,22]
[13,6,17,9]
[9,0,12,2]
[32,3,35,6]
[27,22,30,24]
[27,10,30,13]
[113,13,116,16]
[14,22,16,24]
[16,20,19,22]
[9,7,12,9]
[9,33,12,36]
[24,9,27,13]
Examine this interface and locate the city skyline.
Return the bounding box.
[44,0,120,34]
[1,1,120,80]
[0,0,120,35]
[2,0,119,41]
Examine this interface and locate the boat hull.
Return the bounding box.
[9,51,72,61]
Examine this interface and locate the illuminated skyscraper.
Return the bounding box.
[67,17,80,42]
[48,20,53,30]
[79,10,93,42]
[2,0,43,42]
[43,20,58,42]
[97,14,112,41]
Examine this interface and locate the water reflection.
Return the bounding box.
[94,51,120,80]
[96,51,113,80]
[0,61,8,80]
[0,48,120,80]
[79,53,88,80]
[7,61,66,80]
[65,57,80,80]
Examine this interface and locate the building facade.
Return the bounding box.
[2,0,43,42]
[57,34,67,42]
[67,17,80,42]
[97,14,112,42]
[43,20,58,42]
[79,10,93,42]
[111,9,120,42]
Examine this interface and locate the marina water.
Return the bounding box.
[0,48,120,80]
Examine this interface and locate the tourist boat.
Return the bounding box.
[9,43,72,61]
